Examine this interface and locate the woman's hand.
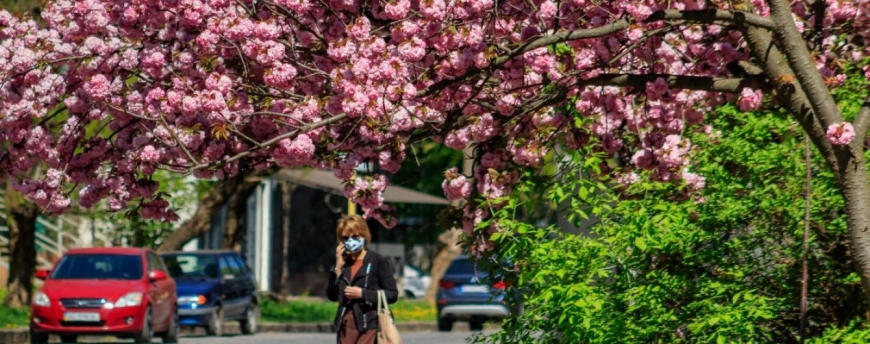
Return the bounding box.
[335,242,345,275]
[344,286,363,299]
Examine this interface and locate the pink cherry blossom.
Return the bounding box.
[273,134,316,167]
[827,122,856,145]
[442,168,472,200]
[738,87,763,111]
[2,0,870,231]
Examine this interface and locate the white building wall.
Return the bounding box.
[253,178,274,292]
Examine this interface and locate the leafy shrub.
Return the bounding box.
[473,72,869,343]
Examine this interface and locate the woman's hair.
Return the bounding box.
[336,215,372,247]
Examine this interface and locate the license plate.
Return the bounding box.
[64,312,100,322]
[461,285,489,293]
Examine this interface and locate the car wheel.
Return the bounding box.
[160,309,179,343]
[437,317,454,332]
[469,320,485,332]
[134,306,154,343]
[29,328,48,344]
[59,334,77,343]
[240,304,259,335]
[206,306,224,336]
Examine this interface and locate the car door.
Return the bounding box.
[146,251,173,329]
[230,254,257,307]
[218,255,244,318]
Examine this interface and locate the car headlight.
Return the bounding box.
[114,292,143,308]
[177,295,207,305]
[33,292,50,307]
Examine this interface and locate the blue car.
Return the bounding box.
[161,250,260,336]
[436,255,520,332]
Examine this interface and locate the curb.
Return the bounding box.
[1,321,448,343]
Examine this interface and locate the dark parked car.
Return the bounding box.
[436,255,520,332]
[161,250,260,336]
[30,247,178,344]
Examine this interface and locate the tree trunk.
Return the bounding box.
[158,173,254,252]
[3,184,37,307]
[423,146,474,304]
[130,218,147,248]
[838,156,870,305]
[422,229,464,304]
[741,2,870,306]
[221,184,250,251]
[278,180,297,294]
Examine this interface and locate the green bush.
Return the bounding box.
[473,71,870,343]
[260,297,436,323]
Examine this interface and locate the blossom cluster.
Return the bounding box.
[1,0,869,233]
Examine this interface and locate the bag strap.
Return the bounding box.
[377,288,383,314]
[378,290,392,314]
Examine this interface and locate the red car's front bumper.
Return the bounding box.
[31,303,146,335]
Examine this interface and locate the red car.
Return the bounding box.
[30,247,179,343]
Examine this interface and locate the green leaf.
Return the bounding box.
[635,237,647,251]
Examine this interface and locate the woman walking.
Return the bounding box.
[327,215,399,344]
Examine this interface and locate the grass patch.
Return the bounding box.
[261,297,436,323]
[0,307,28,328]
[0,289,30,328]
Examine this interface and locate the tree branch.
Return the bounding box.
[740,3,839,175]
[608,27,670,66]
[157,112,201,166]
[189,113,348,171]
[768,0,842,127]
[577,73,768,93]
[419,9,776,98]
[647,9,776,30]
[853,94,870,142]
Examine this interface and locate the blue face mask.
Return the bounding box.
[344,237,365,253]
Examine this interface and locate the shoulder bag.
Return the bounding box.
[377,289,403,344]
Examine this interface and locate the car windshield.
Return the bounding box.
[446,258,476,275]
[162,254,219,279]
[51,254,142,280]
[446,258,506,279]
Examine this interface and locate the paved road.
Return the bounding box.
[178,331,490,344]
[65,331,494,344]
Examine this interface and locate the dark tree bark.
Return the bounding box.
[221,183,252,251]
[278,180,298,294]
[157,173,256,252]
[3,182,37,307]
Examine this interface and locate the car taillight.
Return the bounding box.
[439,280,456,289]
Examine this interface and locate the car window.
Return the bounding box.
[232,255,250,274]
[225,255,244,276]
[162,254,219,279]
[446,258,476,275]
[218,255,235,279]
[51,254,143,280]
[147,252,166,272]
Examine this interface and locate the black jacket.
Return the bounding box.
[327,250,399,332]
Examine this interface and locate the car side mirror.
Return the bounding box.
[35,269,50,280]
[149,270,168,281]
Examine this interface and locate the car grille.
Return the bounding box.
[60,298,107,309]
[61,321,106,327]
